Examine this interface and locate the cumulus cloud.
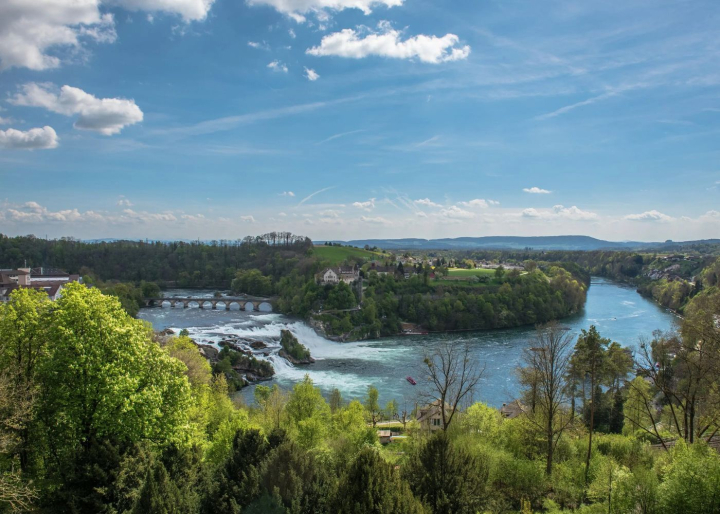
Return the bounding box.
[0,116,13,125]
[279,191,295,197]
[241,215,256,223]
[0,126,58,150]
[289,28,296,38]
[306,22,470,64]
[624,210,674,222]
[523,187,551,194]
[116,196,133,206]
[247,0,402,23]
[304,67,320,81]
[0,0,213,71]
[521,205,598,221]
[6,201,97,222]
[440,205,474,219]
[459,198,498,208]
[0,1,115,71]
[352,198,376,211]
[11,83,143,135]
[267,60,289,72]
[414,198,441,208]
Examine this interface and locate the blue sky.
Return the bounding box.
[1,0,719,241]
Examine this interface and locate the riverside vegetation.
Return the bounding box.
[1,281,720,513]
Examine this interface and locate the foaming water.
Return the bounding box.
[139,278,677,407]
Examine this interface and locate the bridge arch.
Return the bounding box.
[257,301,273,312]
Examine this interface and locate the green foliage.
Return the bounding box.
[285,375,331,448]
[403,431,489,513]
[38,284,192,475]
[335,447,425,514]
[657,441,720,514]
[280,329,311,361]
[231,269,273,296]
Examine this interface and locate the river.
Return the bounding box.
[138,278,678,407]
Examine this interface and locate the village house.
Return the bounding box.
[316,265,360,285]
[500,399,525,419]
[0,267,82,302]
[417,400,451,431]
[368,262,394,276]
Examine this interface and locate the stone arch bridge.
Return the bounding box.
[144,297,277,311]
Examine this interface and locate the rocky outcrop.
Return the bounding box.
[279,329,314,364]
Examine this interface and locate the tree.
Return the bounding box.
[36,283,192,482]
[365,386,382,427]
[285,375,330,448]
[334,448,424,514]
[384,399,399,421]
[329,388,343,414]
[518,323,574,476]
[403,431,488,514]
[0,288,50,473]
[213,429,274,514]
[420,341,484,430]
[494,265,505,280]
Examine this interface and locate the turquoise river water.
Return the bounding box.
[138,278,678,407]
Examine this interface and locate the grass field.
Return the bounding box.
[446,267,496,277]
[313,245,384,265]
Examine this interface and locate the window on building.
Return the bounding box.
[432,418,441,427]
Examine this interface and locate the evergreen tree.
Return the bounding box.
[403,431,488,514]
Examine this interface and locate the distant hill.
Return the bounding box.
[317,236,720,251]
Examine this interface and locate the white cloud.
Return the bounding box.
[459,198,498,208]
[319,209,341,218]
[0,126,58,150]
[0,0,212,71]
[440,205,475,219]
[267,60,289,72]
[360,215,390,224]
[523,187,551,194]
[241,215,256,223]
[247,0,402,23]
[0,116,13,125]
[521,205,598,221]
[289,28,296,38]
[116,196,133,206]
[304,67,320,81]
[306,22,470,64]
[352,198,375,211]
[278,212,287,217]
[7,201,94,222]
[11,83,143,135]
[624,210,675,222]
[108,0,215,22]
[414,198,441,208]
[121,208,177,222]
[279,191,295,197]
[0,1,115,71]
[248,40,269,50]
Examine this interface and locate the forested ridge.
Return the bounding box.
[2,282,720,513]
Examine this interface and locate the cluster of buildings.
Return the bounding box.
[0,267,82,302]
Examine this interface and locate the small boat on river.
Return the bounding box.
[406,376,416,385]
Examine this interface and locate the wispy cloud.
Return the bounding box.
[299,186,336,205]
[316,129,365,145]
